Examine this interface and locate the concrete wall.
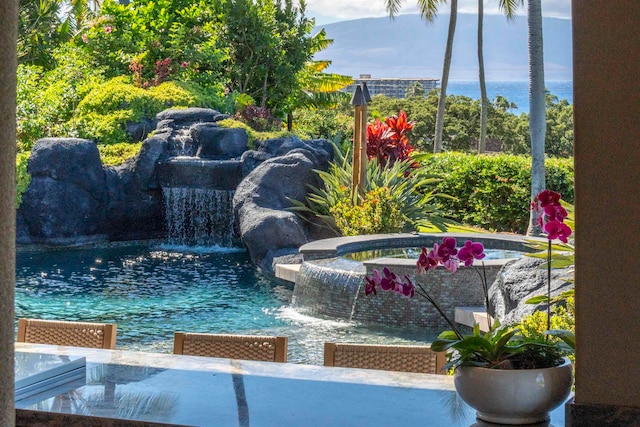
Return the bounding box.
[571,0,640,421]
[0,0,17,424]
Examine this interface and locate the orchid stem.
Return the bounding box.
[546,239,552,340]
[473,262,492,330]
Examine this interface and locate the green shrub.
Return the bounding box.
[16,151,31,208]
[330,187,407,235]
[98,142,143,166]
[419,152,574,233]
[292,107,353,144]
[519,296,575,364]
[73,76,224,145]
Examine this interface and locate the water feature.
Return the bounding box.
[292,233,539,329]
[163,188,235,247]
[15,243,433,365]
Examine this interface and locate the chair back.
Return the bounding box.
[174,332,288,362]
[324,342,446,374]
[17,318,117,349]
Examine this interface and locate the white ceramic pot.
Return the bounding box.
[454,357,573,425]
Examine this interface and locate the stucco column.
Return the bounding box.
[0,0,17,424]
[569,1,640,423]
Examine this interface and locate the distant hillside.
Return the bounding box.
[313,13,572,81]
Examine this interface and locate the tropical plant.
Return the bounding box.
[289,142,448,235]
[527,0,547,235]
[212,0,317,116]
[283,28,353,130]
[385,0,456,154]
[366,110,416,168]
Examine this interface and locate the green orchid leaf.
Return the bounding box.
[547,329,576,350]
[525,295,550,304]
[436,330,459,340]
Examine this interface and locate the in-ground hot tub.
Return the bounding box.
[291,233,541,330]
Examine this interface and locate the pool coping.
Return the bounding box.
[297,232,544,260]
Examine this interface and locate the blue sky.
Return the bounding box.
[304,0,572,25]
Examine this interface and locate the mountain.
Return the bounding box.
[313,13,572,81]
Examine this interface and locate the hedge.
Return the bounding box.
[420,152,574,234]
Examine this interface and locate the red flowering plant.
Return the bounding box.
[366,110,417,168]
[366,190,575,371]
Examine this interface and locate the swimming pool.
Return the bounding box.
[15,243,433,364]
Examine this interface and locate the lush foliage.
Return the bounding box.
[74,76,223,145]
[291,106,353,144]
[368,91,573,157]
[16,45,105,151]
[290,142,448,236]
[418,152,574,233]
[77,0,226,88]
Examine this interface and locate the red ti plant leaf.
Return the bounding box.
[366,110,417,169]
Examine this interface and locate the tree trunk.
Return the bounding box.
[477,0,488,154]
[434,0,457,153]
[527,0,546,236]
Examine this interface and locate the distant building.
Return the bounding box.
[343,74,439,98]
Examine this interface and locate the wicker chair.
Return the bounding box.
[323,342,446,374]
[17,318,117,349]
[173,332,288,362]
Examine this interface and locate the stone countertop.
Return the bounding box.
[15,343,567,427]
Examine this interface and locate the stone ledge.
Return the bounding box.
[274,263,301,283]
[455,306,493,332]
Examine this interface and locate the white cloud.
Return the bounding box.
[304,0,571,24]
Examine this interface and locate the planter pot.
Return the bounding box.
[454,357,573,425]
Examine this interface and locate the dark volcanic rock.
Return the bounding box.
[19,138,107,244]
[489,256,574,324]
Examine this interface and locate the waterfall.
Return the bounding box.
[163,187,236,248]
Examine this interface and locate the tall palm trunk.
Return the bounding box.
[527,0,546,235]
[477,0,488,153]
[433,0,457,153]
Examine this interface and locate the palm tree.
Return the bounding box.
[477,1,520,153]
[285,28,353,130]
[385,0,454,153]
[527,0,546,235]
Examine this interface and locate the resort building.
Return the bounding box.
[343,74,439,98]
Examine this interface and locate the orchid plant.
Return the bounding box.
[365,190,576,371]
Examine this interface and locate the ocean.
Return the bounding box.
[445,81,573,114]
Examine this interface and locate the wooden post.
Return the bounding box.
[359,83,371,199]
[351,86,366,203]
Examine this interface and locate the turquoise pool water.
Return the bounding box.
[344,247,524,261]
[15,243,433,364]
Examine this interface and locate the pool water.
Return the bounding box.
[15,243,434,364]
[344,247,524,261]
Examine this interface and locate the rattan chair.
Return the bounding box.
[173,332,288,362]
[17,318,117,349]
[323,342,446,374]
